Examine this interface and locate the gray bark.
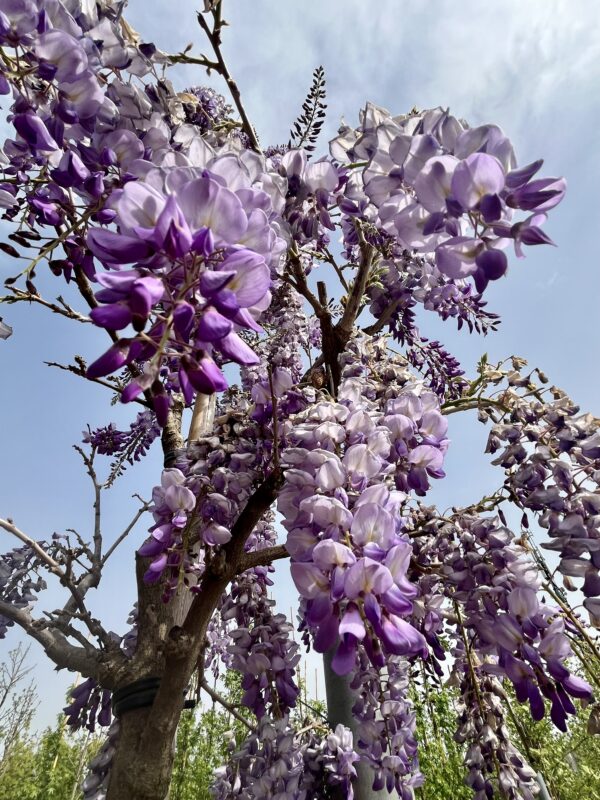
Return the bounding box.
[324,648,397,799]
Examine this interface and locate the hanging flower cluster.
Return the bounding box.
[332,103,564,294]
[486,387,600,627]
[350,650,423,797]
[64,676,112,732]
[453,659,539,800]
[280,338,448,674]
[221,521,300,719]
[0,542,47,638]
[412,511,593,731]
[211,714,359,800]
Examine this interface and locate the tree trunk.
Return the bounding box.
[107,701,183,800]
[107,394,220,800]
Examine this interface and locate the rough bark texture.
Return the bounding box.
[105,392,281,800]
[107,568,229,800]
[106,396,224,800]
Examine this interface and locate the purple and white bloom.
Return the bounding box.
[450,153,505,211]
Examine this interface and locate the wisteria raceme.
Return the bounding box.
[83,410,160,482]
[64,676,112,732]
[137,389,273,588]
[0,0,289,424]
[83,156,286,422]
[180,86,233,135]
[242,280,311,401]
[349,651,423,797]
[211,713,359,800]
[217,516,301,720]
[0,542,46,638]
[280,336,447,673]
[80,720,120,800]
[453,659,539,800]
[411,510,593,732]
[485,383,600,627]
[332,103,564,294]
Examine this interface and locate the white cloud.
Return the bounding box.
[128,0,600,167]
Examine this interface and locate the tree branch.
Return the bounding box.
[0,518,62,575]
[0,288,91,323]
[336,221,376,340]
[0,515,113,651]
[44,360,150,407]
[200,678,255,731]
[363,298,402,336]
[196,11,261,152]
[221,469,283,574]
[73,445,102,565]
[101,499,151,566]
[162,395,185,467]
[238,544,289,573]
[441,396,509,416]
[0,599,125,685]
[187,393,216,444]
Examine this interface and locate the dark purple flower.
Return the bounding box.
[13,113,57,151]
[86,341,130,379]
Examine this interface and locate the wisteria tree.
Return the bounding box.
[0,2,599,799]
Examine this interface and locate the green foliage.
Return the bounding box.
[0,717,100,800]
[168,671,254,800]
[412,672,600,800]
[505,690,600,800]
[2,659,599,800]
[412,673,471,800]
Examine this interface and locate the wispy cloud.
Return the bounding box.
[128,0,600,165]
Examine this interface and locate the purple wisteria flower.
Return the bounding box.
[331,103,565,294]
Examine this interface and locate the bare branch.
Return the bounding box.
[0,513,114,650]
[287,250,328,321]
[102,499,151,566]
[196,11,261,152]
[0,288,91,323]
[238,544,289,573]
[73,445,102,564]
[363,298,402,336]
[0,518,62,575]
[221,469,283,573]
[0,599,123,684]
[200,678,255,731]
[45,360,151,406]
[336,222,376,339]
[43,610,96,651]
[167,52,219,70]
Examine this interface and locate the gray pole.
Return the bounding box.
[323,648,397,800]
[536,773,552,800]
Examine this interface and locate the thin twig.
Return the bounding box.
[101,500,151,566]
[73,446,102,564]
[200,678,255,731]
[0,288,91,323]
[196,11,261,152]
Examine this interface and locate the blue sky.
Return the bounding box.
[1,0,599,727]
